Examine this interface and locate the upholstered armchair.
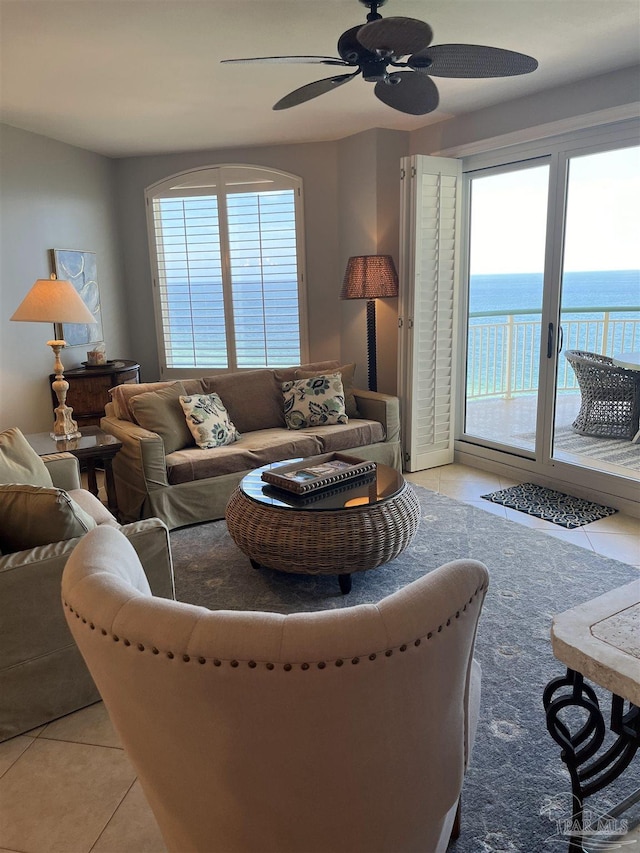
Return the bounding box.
[0,427,175,741]
[63,524,489,853]
[565,349,640,439]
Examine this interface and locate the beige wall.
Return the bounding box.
[337,128,408,394]
[0,124,129,433]
[114,131,409,392]
[114,142,343,381]
[409,66,639,156]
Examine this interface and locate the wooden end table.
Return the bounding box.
[25,426,122,517]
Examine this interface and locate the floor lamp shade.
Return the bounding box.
[341,255,399,391]
[11,275,97,440]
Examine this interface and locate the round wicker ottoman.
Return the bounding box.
[225,459,421,593]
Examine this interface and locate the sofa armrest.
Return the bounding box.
[100,415,169,488]
[101,414,169,523]
[353,389,400,444]
[43,453,81,491]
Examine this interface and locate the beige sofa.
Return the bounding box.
[0,442,174,741]
[100,361,402,529]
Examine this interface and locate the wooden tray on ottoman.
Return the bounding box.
[261,453,376,495]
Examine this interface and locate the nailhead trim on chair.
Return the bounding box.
[63,584,487,672]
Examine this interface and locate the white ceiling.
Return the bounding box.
[1,0,639,159]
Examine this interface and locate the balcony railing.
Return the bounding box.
[467,307,640,400]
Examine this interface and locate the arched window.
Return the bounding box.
[146,164,307,373]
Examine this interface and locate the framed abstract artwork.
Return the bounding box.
[50,248,104,346]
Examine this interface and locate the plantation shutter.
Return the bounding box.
[226,189,301,367]
[146,165,306,374]
[153,194,227,369]
[398,155,462,472]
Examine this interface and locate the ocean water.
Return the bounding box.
[466,269,640,396]
[469,269,640,317]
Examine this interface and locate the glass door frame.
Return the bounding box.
[454,118,640,507]
[460,154,552,460]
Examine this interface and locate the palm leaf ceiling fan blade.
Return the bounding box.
[356,16,433,57]
[273,72,359,110]
[221,56,349,66]
[222,0,538,113]
[410,44,538,78]
[374,72,439,115]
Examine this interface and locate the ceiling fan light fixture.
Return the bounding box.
[361,59,389,82]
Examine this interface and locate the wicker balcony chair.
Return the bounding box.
[564,350,640,439]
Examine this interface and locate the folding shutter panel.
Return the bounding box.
[398,155,462,472]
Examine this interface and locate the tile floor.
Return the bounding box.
[1,464,638,852]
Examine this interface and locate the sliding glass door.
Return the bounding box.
[553,145,640,476]
[464,162,550,453]
[458,123,640,497]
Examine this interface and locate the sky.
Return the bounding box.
[469,145,640,275]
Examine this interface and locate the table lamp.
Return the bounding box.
[11,274,97,440]
[341,255,398,392]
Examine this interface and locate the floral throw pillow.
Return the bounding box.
[179,394,240,449]
[282,373,348,429]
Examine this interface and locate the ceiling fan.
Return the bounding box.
[221,0,538,116]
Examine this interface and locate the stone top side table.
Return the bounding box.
[552,580,640,706]
[544,580,640,852]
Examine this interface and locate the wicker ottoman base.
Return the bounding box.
[225,478,421,593]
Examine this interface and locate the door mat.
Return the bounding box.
[481,483,617,529]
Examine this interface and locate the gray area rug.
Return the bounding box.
[170,486,640,853]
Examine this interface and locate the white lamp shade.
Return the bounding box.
[10,275,97,325]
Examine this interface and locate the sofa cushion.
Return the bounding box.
[179,393,240,449]
[130,383,194,454]
[0,484,97,553]
[166,429,322,485]
[302,420,385,453]
[110,381,178,422]
[0,427,53,488]
[283,374,348,429]
[202,370,284,432]
[296,363,360,418]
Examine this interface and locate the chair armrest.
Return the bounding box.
[0,539,85,683]
[43,453,81,491]
[0,519,173,683]
[0,518,174,604]
[119,518,175,600]
[353,389,400,444]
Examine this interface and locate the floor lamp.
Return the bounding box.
[11,274,97,440]
[341,255,399,392]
